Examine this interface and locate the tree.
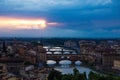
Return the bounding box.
[54,77,58,80]
[62,74,73,80]
[88,71,99,80]
[73,68,79,76]
[73,68,87,80]
[48,69,62,80]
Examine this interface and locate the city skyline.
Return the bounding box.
[0,0,120,38]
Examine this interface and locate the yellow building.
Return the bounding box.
[113,60,120,70]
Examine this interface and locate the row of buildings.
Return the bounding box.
[79,40,120,73]
[0,41,50,80]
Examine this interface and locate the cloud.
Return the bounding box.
[0,0,120,38]
[0,17,47,29]
[0,0,112,11]
[92,19,120,28]
[0,16,62,30]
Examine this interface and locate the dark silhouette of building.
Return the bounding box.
[2,41,7,53]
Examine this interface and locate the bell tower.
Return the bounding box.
[2,41,7,53]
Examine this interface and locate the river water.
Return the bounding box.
[47,60,94,77]
[54,66,93,76]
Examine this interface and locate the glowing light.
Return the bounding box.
[47,22,59,25]
[47,22,63,26]
[0,17,47,29]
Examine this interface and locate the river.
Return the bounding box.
[47,60,95,77]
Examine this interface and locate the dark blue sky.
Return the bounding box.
[0,0,120,38]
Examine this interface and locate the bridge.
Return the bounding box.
[45,46,94,63]
[46,48,77,54]
[46,54,94,63]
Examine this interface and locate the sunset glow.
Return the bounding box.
[0,17,47,29]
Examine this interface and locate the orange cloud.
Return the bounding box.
[0,17,47,29]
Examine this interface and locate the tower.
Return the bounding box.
[36,42,46,65]
[2,41,7,53]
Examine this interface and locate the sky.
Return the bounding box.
[0,0,120,38]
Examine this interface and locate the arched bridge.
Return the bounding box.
[45,46,94,63]
[46,54,93,63]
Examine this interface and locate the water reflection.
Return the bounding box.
[75,61,82,66]
[59,60,71,68]
[47,60,94,77]
[54,52,62,54]
[54,66,93,77]
[47,52,52,54]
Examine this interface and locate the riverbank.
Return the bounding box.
[81,63,120,77]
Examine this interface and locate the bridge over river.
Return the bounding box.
[44,46,94,63]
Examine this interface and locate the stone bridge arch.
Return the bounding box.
[46,54,84,64]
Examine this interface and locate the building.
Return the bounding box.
[0,57,24,75]
[64,40,77,48]
[102,53,120,73]
[0,63,7,74]
[79,40,96,54]
[113,59,120,71]
[37,45,47,64]
[93,47,117,68]
[24,44,47,65]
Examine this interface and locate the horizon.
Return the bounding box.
[0,37,120,40]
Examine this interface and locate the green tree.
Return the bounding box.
[54,77,58,80]
[62,75,73,80]
[88,71,99,80]
[73,68,79,76]
[48,69,62,80]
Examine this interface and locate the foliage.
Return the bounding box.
[48,68,120,80]
[48,69,62,80]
